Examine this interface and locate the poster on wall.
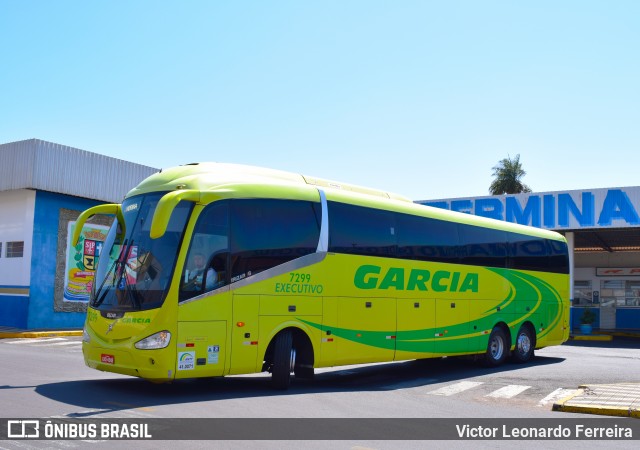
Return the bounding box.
[63,221,110,302]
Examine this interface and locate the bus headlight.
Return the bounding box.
[135,331,171,350]
[82,326,91,343]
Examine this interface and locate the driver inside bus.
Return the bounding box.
[184,252,217,292]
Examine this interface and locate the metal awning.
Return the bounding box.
[568,228,640,252]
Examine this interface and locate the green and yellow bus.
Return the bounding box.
[74,162,569,389]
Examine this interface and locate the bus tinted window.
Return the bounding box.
[547,239,570,274]
[458,224,507,268]
[230,199,321,281]
[508,234,548,272]
[180,201,230,301]
[396,213,459,264]
[326,201,568,273]
[328,201,396,258]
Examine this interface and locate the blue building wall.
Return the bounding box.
[615,309,640,329]
[0,292,29,328]
[570,307,600,330]
[27,191,102,329]
[570,307,640,331]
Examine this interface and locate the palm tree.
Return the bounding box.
[489,154,532,195]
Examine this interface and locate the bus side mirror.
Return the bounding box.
[149,189,228,239]
[150,190,201,239]
[72,204,122,246]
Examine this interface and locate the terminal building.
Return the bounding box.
[420,189,640,331]
[0,139,157,329]
[1,138,639,331]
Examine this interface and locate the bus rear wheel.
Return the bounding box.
[271,330,295,390]
[511,325,535,363]
[484,326,509,367]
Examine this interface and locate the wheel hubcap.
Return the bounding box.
[490,336,504,360]
[289,348,297,372]
[517,333,531,354]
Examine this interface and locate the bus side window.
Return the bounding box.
[229,199,320,282]
[508,234,548,272]
[179,201,230,302]
[204,251,229,290]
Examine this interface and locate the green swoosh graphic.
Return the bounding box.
[300,268,564,355]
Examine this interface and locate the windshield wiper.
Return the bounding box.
[92,258,118,308]
[128,282,143,310]
[119,240,146,310]
[93,238,131,307]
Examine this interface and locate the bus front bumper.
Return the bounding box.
[82,342,175,382]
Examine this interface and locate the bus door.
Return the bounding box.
[175,200,231,378]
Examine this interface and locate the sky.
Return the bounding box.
[1,1,639,201]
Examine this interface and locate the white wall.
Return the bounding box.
[574,251,640,300]
[0,189,34,286]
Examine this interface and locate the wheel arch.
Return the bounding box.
[262,323,315,372]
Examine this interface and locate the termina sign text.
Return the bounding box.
[423,188,640,230]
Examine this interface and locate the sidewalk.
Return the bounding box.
[558,329,640,419]
[0,326,82,338]
[553,383,640,418]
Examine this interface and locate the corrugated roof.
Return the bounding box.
[0,139,158,203]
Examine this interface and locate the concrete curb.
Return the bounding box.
[569,334,613,341]
[0,330,83,339]
[553,384,640,419]
[569,330,640,341]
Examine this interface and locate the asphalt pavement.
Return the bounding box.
[1,326,638,419]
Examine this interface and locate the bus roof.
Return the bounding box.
[129,162,565,243]
[127,162,412,202]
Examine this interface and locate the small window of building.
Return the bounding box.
[624,280,640,307]
[6,241,24,258]
[574,280,593,306]
[0,242,2,257]
[600,280,624,307]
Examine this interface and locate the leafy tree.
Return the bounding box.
[489,154,532,195]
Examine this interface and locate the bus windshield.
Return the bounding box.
[91,192,192,312]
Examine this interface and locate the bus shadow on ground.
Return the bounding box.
[34,354,564,416]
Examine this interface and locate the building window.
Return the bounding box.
[0,242,2,258]
[602,280,640,307]
[625,280,640,307]
[6,241,24,258]
[573,280,593,306]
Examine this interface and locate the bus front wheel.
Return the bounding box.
[271,331,295,390]
[484,326,509,367]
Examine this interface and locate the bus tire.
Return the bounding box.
[484,326,508,367]
[511,324,535,363]
[271,330,295,390]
